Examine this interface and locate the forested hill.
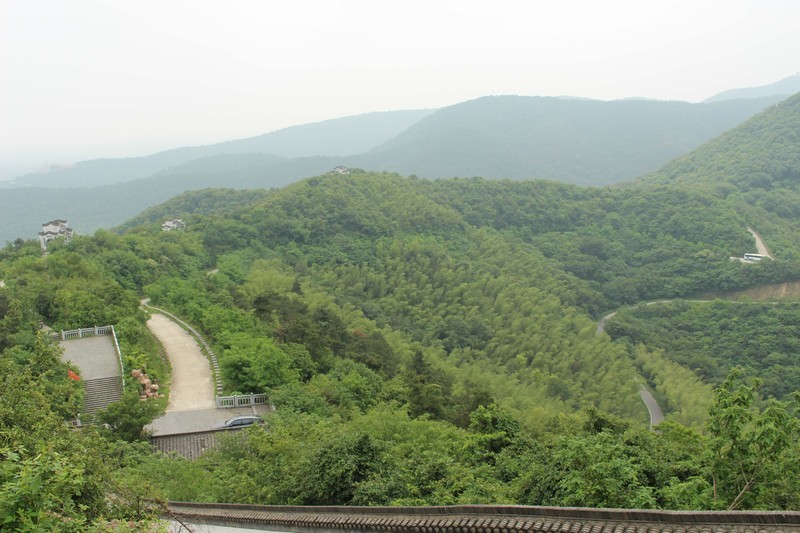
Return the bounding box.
[643,92,800,192]
[634,92,800,258]
[112,90,800,316]
[19,97,800,319]
[352,95,785,184]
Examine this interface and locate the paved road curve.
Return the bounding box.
[146,313,215,411]
[639,387,664,428]
[144,306,267,437]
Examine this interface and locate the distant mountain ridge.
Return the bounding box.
[5,109,432,189]
[349,95,787,184]
[0,155,340,244]
[703,74,800,103]
[0,92,793,244]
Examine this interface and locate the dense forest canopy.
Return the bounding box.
[2,90,800,527]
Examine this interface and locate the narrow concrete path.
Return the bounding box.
[146,313,215,411]
[747,226,774,259]
[143,303,272,437]
[596,311,618,335]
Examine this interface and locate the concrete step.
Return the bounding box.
[83,376,123,414]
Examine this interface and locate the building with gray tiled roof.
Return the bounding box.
[38,219,74,250]
[167,502,800,532]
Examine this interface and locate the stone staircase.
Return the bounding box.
[83,376,123,414]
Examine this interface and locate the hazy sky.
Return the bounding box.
[1,0,798,179]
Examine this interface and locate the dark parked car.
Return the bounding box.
[213,414,264,430]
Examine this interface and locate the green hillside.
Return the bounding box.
[606,299,800,400]
[3,169,799,517]
[646,92,800,190]
[642,92,800,257]
[590,92,800,411]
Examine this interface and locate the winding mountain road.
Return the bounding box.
[598,302,692,428]
[142,301,266,437]
[597,226,773,428]
[597,300,682,335]
[595,311,617,335]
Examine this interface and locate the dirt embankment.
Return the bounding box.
[704,281,800,301]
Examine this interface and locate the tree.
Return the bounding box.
[467,403,522,462]
[516,430,657,509]
[97,391,164,442]
[705,367,800,509]
[403,351,452,419]
[220,335,297,392]
[0,445,92,530]
[299,432,384,505]
[0,352,110,528]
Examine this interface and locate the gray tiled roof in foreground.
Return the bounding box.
[167,502,800,532]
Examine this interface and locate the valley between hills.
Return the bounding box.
[2,89,800,527]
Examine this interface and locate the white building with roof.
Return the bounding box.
[162,218,186,231]
[38,219,74,250]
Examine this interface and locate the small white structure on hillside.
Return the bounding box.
[38,219,74,250]
[331,166,350,175]
[732,252,773,263]
[162,218,186,231]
